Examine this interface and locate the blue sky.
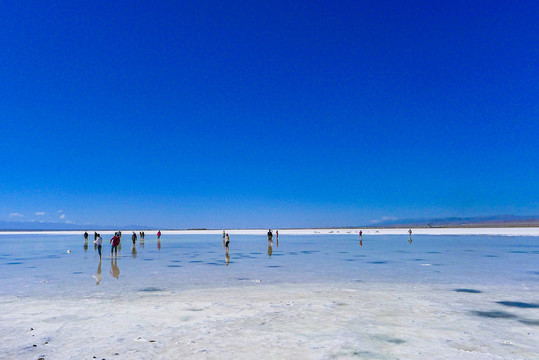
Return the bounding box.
[1,1,537,228]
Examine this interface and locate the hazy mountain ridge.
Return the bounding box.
[0,221,155,231]
[1,215,538,231]
[367,215,539,228]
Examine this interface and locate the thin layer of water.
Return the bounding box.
[0,234,538,298]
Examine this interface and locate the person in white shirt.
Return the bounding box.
[94,234,103,259]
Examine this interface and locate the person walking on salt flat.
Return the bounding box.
[94,234,103,259]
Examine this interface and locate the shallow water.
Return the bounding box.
[1,233,539,359]
[1,234,538,298]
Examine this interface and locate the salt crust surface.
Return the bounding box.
[1,282,537,359]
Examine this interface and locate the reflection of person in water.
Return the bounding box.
[268,239,273,257]
[132,243,137,258]
[360,239,363,247]
[224,234,230,265]
[84,239,88,252]
[93,259,102,285]
[157,239,161,251]
[110,257,120,279]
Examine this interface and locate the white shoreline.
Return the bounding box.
[1,227,539,236]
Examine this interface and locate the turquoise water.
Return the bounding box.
[0,234,538,297]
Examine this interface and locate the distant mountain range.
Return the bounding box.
[365,215,539,228]
[1,215,538,231]
[0,221,155,231]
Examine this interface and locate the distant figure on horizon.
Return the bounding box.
[94,231,98,241]
[157,230,161,239]
[267,229,273,241]
[359,230,362,237]
[84,231,88,241]
[132,231,137,244]
[141,231,145,239]
[94,233,103,259]
[276,230,279,239]
[110,234,120,256]
[408,228,413,244]
[225,233,230,253]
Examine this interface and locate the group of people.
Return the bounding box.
[84,230,163,257]
[357,229,413,246]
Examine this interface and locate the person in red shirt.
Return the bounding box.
[110,234,120,256]
[157,230,161,239]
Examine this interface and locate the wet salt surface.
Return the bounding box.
[0,234,538,297]
[1,282,538,359]
[0,234,538,359]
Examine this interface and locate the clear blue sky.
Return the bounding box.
[1,1,537,228]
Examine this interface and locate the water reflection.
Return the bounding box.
[84,240,88,252]
[157,239,161,251]
[132,244,138,259]
[93,259,102,285]
[110,257,120,279]
[408,229,413,244]
[268,239,273,257]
